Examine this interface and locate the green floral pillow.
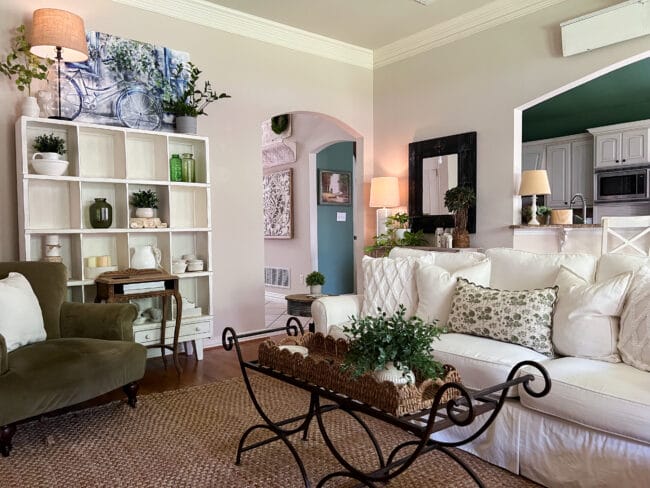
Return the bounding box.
[447,278,558,356]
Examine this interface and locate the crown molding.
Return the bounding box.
[373,0,568,69]
[111,0,374,69]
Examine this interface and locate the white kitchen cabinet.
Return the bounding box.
[589,120,650,168]
[546,143,572,208]
[15,116,213,360]
[522,144,545,171]
[571,139,594,205]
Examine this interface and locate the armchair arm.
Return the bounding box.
[311,294,363,334]
[0,333,7,376]
[60,302,138,341]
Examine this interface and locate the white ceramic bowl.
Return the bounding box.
[172,261,187,274]
[278,345,308,357]
[32,159,69,176]
[187,259,204,272]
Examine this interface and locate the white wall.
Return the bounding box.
[373,0,650,249]
[0,0,373,344]
[263,112,356,296]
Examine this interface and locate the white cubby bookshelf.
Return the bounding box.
[15,116,213,360]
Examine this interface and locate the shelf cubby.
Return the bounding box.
[168,137,208,183]
[80,182,128,229]
[81,233,129,276]
[126,132,169,181]
[28,233,82,281]
[128,232,171,270]
[171,232,211,270]
[67,285,84,303]
[127,183,170,224]
[78,127,126,179]
[26,179,81,230]
[25,121,79,177]
[170,187,208,228]
[178,275,212,315]
[83,284,97,303]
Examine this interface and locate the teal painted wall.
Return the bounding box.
[317,142,355,295]
[523,57,650,142]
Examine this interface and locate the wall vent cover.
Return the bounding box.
[264,267,290,288]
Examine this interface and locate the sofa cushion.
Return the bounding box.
[553,266,631,362]
[447,279,558,355]
[360,255,433,318]
[388,248,486,273]
[519,357,650,444]
[619,265,650,371]
[0,272,46,352]
[0,338,146,426]
[486,248,597,290]
[415,260,491,326]
[596,253,650,282]
[431,333,549,397]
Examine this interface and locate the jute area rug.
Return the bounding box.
[1,375,539,487]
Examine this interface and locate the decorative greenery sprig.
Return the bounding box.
[341,305,446,382]
[33,133,66,155]
[386,212,409,230]
[162,62,230,117]
[0,25,52,96]
[130,190,159,209]
[364,229,428,254]
[305,271,325,286]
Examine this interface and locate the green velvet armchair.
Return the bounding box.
[0,262,147,457]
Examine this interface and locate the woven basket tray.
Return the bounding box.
[258,332,461,417]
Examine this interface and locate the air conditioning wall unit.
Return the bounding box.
[561,0,650,57]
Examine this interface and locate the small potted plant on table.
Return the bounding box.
[32,132,67,176]
[162,62,230,134]
[342,305,446,385]
[131,190,159,218]
[305,271,325,296]
[444,186,476,248]
[387,212,410,241]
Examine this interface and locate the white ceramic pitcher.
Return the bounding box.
[131,245,162,270]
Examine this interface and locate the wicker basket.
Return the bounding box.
[258,332,461,416]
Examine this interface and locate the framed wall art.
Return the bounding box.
[263,168,293,239]
[319,170,351,206]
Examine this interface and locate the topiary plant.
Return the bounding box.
[33,133,66,155]
[444,186,476,243]
[130,190,159,209]
[305,271,325,286]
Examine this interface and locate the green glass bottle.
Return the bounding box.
[181,153,195,183]
[170,154,182,182]
[89,198,112,228]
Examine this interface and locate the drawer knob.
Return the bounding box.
[145,334,151,339]
[195,326,200,331]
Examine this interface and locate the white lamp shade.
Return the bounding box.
[369,176,400,208]
[30,8,88,62]
[518,170,551,196]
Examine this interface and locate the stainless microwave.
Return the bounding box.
[595,167,650,203]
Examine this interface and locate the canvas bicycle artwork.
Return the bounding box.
[40,31,189,131]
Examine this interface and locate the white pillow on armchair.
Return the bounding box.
[0,272,46,352]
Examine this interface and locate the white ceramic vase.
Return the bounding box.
[309,284,322,295]
[373,362,415,386]
[21,96,41,118]
[175,116,197,135]
[135,207,154,218]
[395,228,410,240]
[131,245,161,270]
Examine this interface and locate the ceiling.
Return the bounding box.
[523,57,650,142]
[206,0,494,48]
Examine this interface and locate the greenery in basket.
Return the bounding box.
[0,25,52,95]
[33,133,66,155]
[341,305,446,382]
[386,212,409,230]
[130,190,159,209]
[162,62,231,117]
[444,186,476,233]
[305,271,325,286]
[364,229,428,254]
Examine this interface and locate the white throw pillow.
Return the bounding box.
[0,272,46,352]
[619,265,650,371]
[415,259,491,326]
[553,266,631,362]
[360,255,433,318]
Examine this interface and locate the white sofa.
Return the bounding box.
[311,247,650,488]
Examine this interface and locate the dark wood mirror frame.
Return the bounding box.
[408,131,477,234]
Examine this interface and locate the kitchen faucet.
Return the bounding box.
[569,193,587,224]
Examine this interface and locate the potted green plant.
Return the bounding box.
[387,212,410,240]
[536,206,552,225]
[31,132,68,176]
[342,305,446,385]
[444,186,476,248]
[305,271,325,296]
[162,62,231,135]
[130,190,159,218]
[0,25,52,117]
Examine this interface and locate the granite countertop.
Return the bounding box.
[509,224,601,229]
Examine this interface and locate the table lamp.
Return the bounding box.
[518,170,551,226]
[369,176,400,236]
[30,8,88,120]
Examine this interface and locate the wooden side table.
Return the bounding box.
[285,294,326,333]
[95,269,183,374]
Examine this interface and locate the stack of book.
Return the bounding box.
[122,281,166,295]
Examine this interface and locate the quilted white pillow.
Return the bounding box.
[553,266,632,362]
[360,255,433,318]
[0,272,46,352]
[619,265,650,371]
[415,260,491,326]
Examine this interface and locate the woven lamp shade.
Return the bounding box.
[30,8,88,62]
[369,177,400,208]
[518,170,551,196]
